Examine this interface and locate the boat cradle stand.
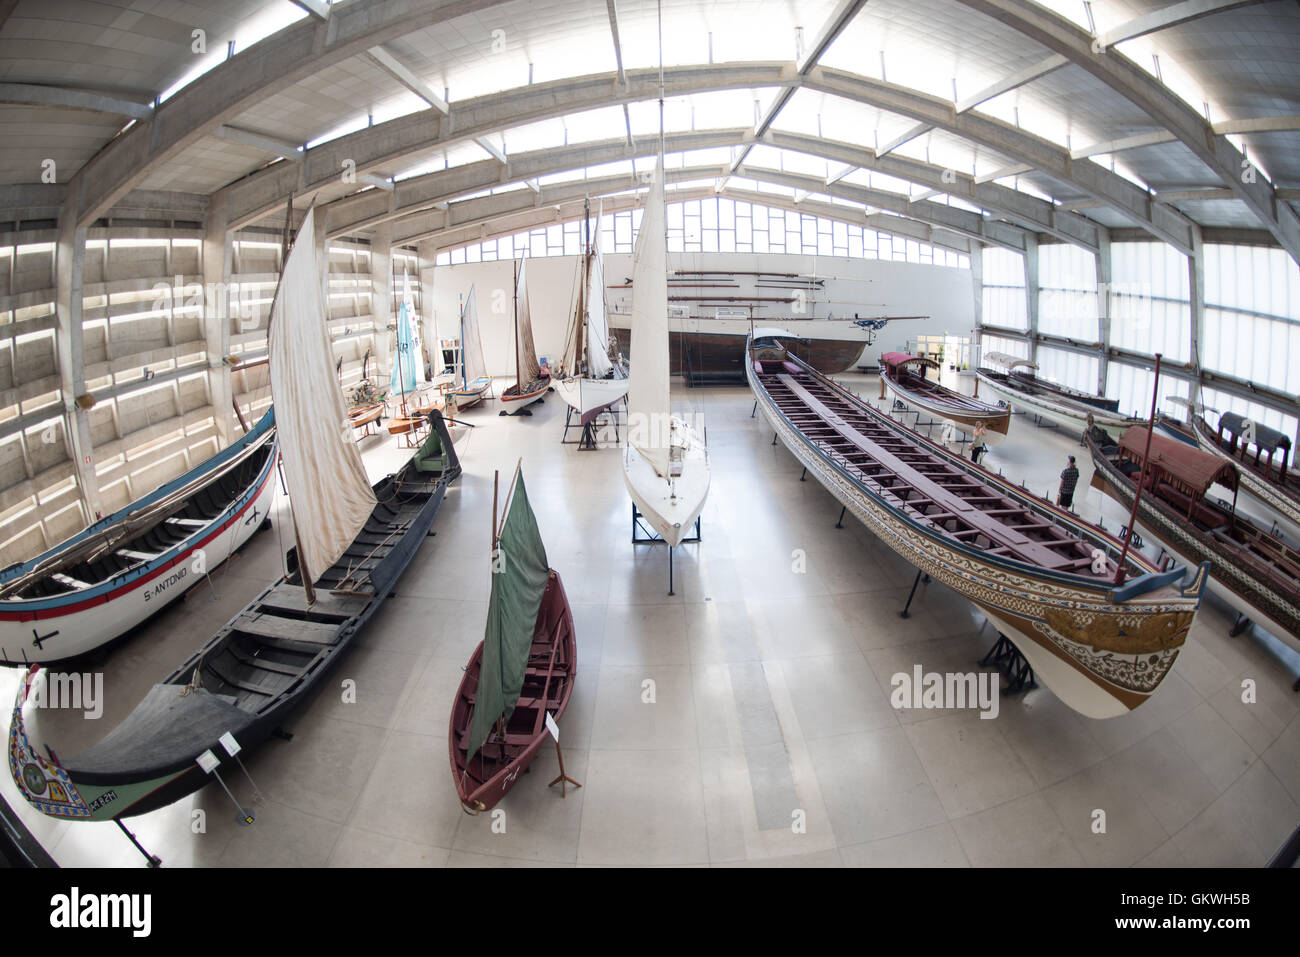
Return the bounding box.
[631,504,702,596]
[979,633,1037,696]
[563,398,626,451]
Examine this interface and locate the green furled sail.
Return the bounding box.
[466,473,550,761]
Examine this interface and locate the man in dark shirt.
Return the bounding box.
[1058,455,1080,508]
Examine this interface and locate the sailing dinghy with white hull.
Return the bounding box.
[553,207,629,423]
[7,207,461,841]
[0,408,277,664]
[448,286,492,410]
[622,156,710,593]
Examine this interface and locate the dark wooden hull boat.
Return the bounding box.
[880,352,1010,446]
[500,378,550,410]
[1155,412,1199,447]
[748,334,1208,718]
[1088,424,1300,649]
[976,367,1144,433]
[1011,370,1120,412]
[0,409,278,665]
[615,327,868,380]
[8,411,461,822]
[1191,412,1300,529]
[449,570,576,812]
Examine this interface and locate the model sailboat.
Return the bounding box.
[553,208,629,422]
[8,206,462,830]
[621,154,710,592]
[449,462,577,811]
[387,271,426,437]
[448,285,492,410]
[499,259,550,416]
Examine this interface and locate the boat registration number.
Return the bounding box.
[88,790,118,812]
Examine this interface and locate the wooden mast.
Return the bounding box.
[1114,353,1162,585]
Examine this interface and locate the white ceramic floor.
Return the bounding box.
[3,371,1298,867]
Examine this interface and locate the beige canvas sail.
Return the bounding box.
[268,206,377,583]
[461,285,487,383]
[627,160,670,477]
[516,259,541,385]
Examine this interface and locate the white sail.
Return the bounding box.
[586,216,613,379]
[267,206,377,583]
[516,259,541,385]
[461,285,487,383]
[626,160,670,478]
[402,270,428,386]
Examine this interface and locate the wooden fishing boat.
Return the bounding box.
[499,259,551,416]
[623,157,710,586]
[1191,411,1300,529]
[7,206,463,827]
[976,354,1142,433]
[1088,424,1300,654]
[749,332,1209,719]
[449,465,576,812]
[610,321,873,380]
[448,285,492,410]
[879,352,1010,446]
[553,204,629,424]
[349,403,384,437]
[0,408,278,665]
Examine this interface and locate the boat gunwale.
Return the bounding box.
[975,368,1143,427]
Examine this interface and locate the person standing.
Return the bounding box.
[1058,455,1080,508]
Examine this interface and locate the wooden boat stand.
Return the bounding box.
[980,633,1037,695]
[548,739,582,797]
[563,397,626,450]
[632,504,702,595]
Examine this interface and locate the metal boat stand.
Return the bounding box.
[116,819,161,867]
[563,400,624,450]
[1229,612,1254,637]
[835,506,847,528]
[899,567,931,618]
[980,633,1037,695]
[632,504,702,596]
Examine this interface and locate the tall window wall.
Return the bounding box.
[978,333,1030,364]
[434,197,970,270]
[1105,360,1192,419]
[1037,346,1099,396]
[981,248,1028,332]
[1038,243,1098,341]
[1109,241,1191,363]
[1202,244,1300,398]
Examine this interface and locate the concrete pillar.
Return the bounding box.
[369,223,392,379]
[417,239,440,376]
[203,200,235,445]
[1023,233,1040,366]
[969,242,984,362]
[55,200,102,520]
[1187,224,1205,411]
[1095,230,1112,398]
